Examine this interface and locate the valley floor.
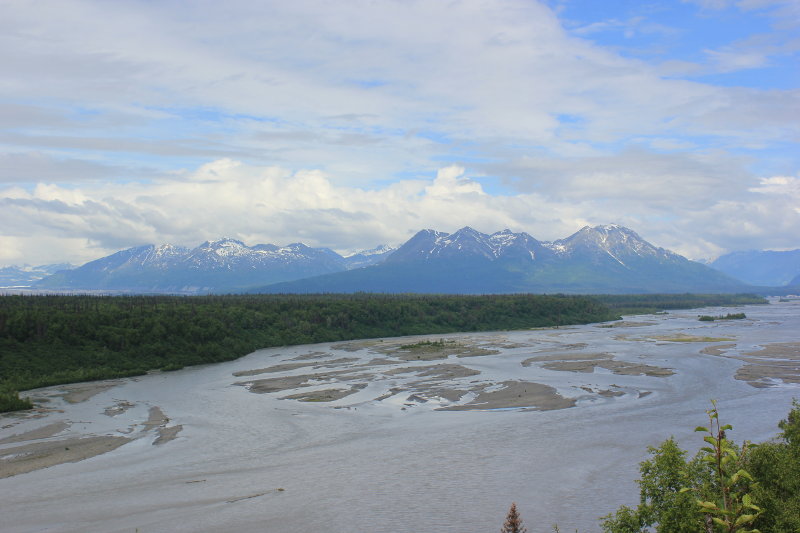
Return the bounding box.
[1,299,798,532]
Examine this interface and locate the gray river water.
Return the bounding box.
[1,299,798,532]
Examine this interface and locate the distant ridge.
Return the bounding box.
[253,225,746,295]
[710,249,800,286]
[35,239,395,293]
[33,225,750,294]
[0,263,74,288]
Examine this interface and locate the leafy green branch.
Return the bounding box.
[686,400,761,532]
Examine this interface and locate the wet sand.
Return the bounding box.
[0,421,69,445]
[239,369,373,394]
[700,342,800,387]
[0,401,186,479]
[440,381,575,411]
[523,352,673,377]
[596,321,656,328]
[58,381,121,404]
[234,334,678,410]
[700,344,737,356]
[649,334,735,343]
[232,358,358,377]
[0,435,130,479]
[154,425,183,445]
[282,384,367,402]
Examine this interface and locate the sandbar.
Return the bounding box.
[393,340,498,361]
[523,352,673,377]
[384,364,480,381]
[0,421,69,445]
[0,435,130,478]
[281,384,367,402]
[239,369,372,394]
[154,425,183,445]
[440,381,575,411]
[233,358,358,377]
[700,344,736,356]
[745,342,800,359]
[59,381,121,404]
[649,334,734,343]
[596,321,656,328]
[702,342,800,387]
[104,400,135,417]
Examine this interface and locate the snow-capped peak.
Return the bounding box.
[345,244,396,258]
[387,226,547,263]
[543,224,678,266]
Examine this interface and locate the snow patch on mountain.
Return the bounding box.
[388,226,548,264]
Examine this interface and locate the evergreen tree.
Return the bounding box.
[501,502,527,533]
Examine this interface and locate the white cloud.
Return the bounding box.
[750,175,800,194]
[0,0,795,171]
[0,1,796,266]
[2,160,798,267]
[425,166,484,197]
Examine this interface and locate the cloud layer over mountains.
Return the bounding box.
[1,1,798,266]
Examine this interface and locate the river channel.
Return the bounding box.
[1,298,798,532]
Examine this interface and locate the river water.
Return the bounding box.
[1,299,798,532]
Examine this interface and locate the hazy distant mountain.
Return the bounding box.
[0,263,74,288]
[35,239,395,293]
[255,225,746,294]
[343,245,397,269]
[710,249,800,286]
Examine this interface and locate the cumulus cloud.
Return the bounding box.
[1,160,798,266]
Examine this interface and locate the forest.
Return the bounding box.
[0,292,766,412]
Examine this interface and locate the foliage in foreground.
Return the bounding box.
[501,502,528,533]
[602,400,800,533]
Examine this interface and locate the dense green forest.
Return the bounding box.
[592,293,765,315]
[0,292,765,412]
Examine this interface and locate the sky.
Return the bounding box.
[1,0,799,267]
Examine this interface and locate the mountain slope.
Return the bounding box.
[710,249,800,286]
[0,263,74,288]
[343,245,396,269]
[256,225,746,294]
[35,239,393,292]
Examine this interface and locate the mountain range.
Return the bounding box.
[0,263,74,288]
[254,225,747,294]
[34,239,394,293]
[710,249,800,286]
[24,224,759,294]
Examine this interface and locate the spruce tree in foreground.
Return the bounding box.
[501,502,527,533]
